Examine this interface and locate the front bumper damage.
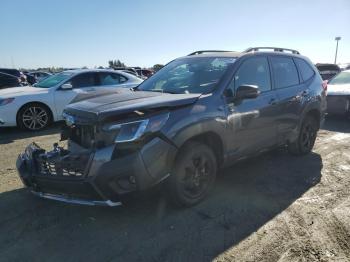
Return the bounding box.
[16,138,177,206]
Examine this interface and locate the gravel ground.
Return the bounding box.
[0,117,349,262]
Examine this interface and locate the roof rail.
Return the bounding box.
[244,47,300,55]
[188,50,233,56]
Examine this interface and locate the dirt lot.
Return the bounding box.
[0,117,349,262]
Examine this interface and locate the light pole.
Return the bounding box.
[334,36,341,64]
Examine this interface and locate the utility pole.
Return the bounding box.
[334,36,341,64]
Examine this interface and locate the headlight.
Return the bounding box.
[105,112,169,143]
[0,98,15,106]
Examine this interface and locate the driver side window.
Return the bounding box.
[67,73,97,89]
[228,57,271,93]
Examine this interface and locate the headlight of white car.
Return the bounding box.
[0,98,15,106]
[104,112,169,143]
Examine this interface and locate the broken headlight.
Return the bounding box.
[105,112,169,143]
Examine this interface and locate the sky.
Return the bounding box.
[0,0,349,69]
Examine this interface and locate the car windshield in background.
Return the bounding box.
[34,72,73,88]
[137,57,236,94]
[329,71,350,85]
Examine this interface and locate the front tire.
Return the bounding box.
[166,142,217,207]
[17,103,52,131]
[289,115,318,155]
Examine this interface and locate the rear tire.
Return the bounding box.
[288,115,318,155]
[17,103,52,131]
[166,141,217,207]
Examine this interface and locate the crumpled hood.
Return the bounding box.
[0,86,48,98]
[327,84,350,95]
[64,88,201,122]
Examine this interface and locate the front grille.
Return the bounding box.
[70,125,95,149]
[36,153,91,179]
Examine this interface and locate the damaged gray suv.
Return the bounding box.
[17,47,327,207]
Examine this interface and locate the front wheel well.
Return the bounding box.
[177,132,224,168]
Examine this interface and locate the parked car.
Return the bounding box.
[0,68,27,85]
[0,69,143,130]
[29,71,52,81]
[23,73,37,85]
[315,63,341,80]
[113,67,140,77]
[0,72,22,89]
[16,47,326,207]
[326,69,350,115]
[134,68,154,79]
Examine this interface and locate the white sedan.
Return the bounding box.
[327,69,350,116]
[0,69,143,130]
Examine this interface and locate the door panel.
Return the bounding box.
[225,56,279,157]
[226,91,278,156]
[269,56,305,143]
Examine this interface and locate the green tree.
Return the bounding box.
[153,64,164,72]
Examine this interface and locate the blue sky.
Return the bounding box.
[0,0,349,68]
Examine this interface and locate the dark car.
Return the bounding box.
[0,68,27,85]
[17,47,327,207]
[0,72,21,89]
[29,71,52,81]
[24,73,37,85]
[316,63,341,80]
[23,71,52,85]
[135,68,154,79]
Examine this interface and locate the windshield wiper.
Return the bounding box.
[146,89,179,94]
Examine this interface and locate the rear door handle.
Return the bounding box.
[269,98,277,105]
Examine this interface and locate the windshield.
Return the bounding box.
[33,72,74,88]
[329,72,350,85]
[137,57,236,94]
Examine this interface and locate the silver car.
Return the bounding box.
[327,70,350,115]
[0,69,143,130]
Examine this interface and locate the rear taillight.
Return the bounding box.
[322,80,328,95]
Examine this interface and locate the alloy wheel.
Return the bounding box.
[22,106,48,130]
[180,154,213,199]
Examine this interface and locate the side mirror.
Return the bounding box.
[235,85,260,100]
[61,83,73,90]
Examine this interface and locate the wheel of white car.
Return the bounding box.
[17,103,52,131]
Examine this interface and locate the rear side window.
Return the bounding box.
[99,72,128,85]
[271,57,299,89]
[234,57,271,92]
[295,58,315,81]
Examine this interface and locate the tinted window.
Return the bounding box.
[0,69,21,77]
[233,57,271,92]
[295,58,314,81]
[70,73,97,88]
[271,57,299,88]
[316,64,340,71]
[0,73,18,88]
[99,73,127,85]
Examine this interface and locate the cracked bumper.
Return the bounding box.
[16,138,177,206]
